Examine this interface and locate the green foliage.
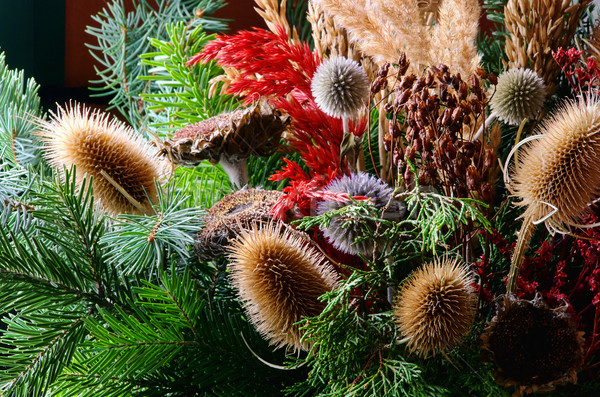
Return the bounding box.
[86,0,228,129]
[478,0,508,76]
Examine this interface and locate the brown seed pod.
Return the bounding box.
[36,103,169,215]
[195,189,283,260]
[394,257,477,357]
[481,294,584,396]
[228,222,338,352]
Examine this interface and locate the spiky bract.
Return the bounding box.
[394,258,477,357]
[481,295,584,396]
[490,68,546,126]
[311,56,369,119]
[36,104,168,215]
[511,96,600,228]
[195,189,283,260]
[317,172,401,256]
[228,222,338,351]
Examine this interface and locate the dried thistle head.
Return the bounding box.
[511,96,600,228]
[162,101,289,186]
[316,172,404,256]
[311,56,370,119]
[36,103,169,215]
[490,68,546,126]
[228,222,338,351]
[195,189,283,260]
[481,295,584,396]
[394,258,477,357]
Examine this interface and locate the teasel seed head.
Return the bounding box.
[311,56,370,119]
[316,172,405,256]
[228,222,338,352]
[195,189,283,260]
[481,294,584,396]
[36,103,169,215]
[490,68,546,126]
[394,257,477,357]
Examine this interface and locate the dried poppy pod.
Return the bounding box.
[394,257,477,357]
[195,189,283,260]
[228,221,339,352]
[481,294,584,396]
[506,96,600,293]
[36,103,169,215]
[162,101,289,187]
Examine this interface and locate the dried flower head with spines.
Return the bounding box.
[228,222,338,351]
[481,295,584,396]
[394,257,477,357]
[195,189,283,260]
[490,68,546,126]
[162,101,289,187]
[36,103,169,215]
[311,56,370,119]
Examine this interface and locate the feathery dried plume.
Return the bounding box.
[428,0,481,78]
[504,0,593,96]
[394,258,477,357]
[195,189,282,260]
[36,103,168,215]
[311,56,370,120]
[490,68,546,126]
[481,295,584,396]
[316,172,403,256]
[228,222,338,351]
[507,96,600,293]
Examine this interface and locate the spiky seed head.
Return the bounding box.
[228,222,338,351]
[317,172,404,256]
[163,101,289,166]
[195,189,283,260]
[481,295,584,396]
[511,96,600,227]
[490,68,546,126]
[394,258,477,357]
[311,56,370,119]
[36,104,169,215]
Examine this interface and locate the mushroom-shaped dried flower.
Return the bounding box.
[36,103,169,215]
[311,56,370,119]
[507,95,600,293]
[490,68,546,126]
[195,189,283,260]
[317,172,404,256]
[481,295,584,396]
[228,222,338,351]
[163,101,289,187]
[394,258,477,357]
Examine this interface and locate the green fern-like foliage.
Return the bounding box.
[86,0,228,129]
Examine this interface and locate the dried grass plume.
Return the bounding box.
[228,222,339,351]
[36,104,169,215]
[394,257,477,357]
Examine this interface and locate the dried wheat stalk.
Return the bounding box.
[504,0,593,96]
[254,0,300,42]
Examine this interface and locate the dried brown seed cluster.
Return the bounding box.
[394,257,477,357]
[481,295,584,396]
[195,189,283,261]
[376,55,497,202]
[228,222,338,351]
[162,101,289,167]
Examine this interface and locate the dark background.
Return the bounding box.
[0,0,265,110]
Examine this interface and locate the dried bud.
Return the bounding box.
[378,62,390,78]
[466,165,479,190]
[399,75,417,90]
[395,89,412,107]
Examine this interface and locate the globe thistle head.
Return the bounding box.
[394,258,477,357]
[511,96,600,228]
[195,189,283,260]
[311,56,370,119]
[36,104,169,215]
[316,172,404,256]
[481,295,584,396]
[228,222,338,351]
[490,68,546,126]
